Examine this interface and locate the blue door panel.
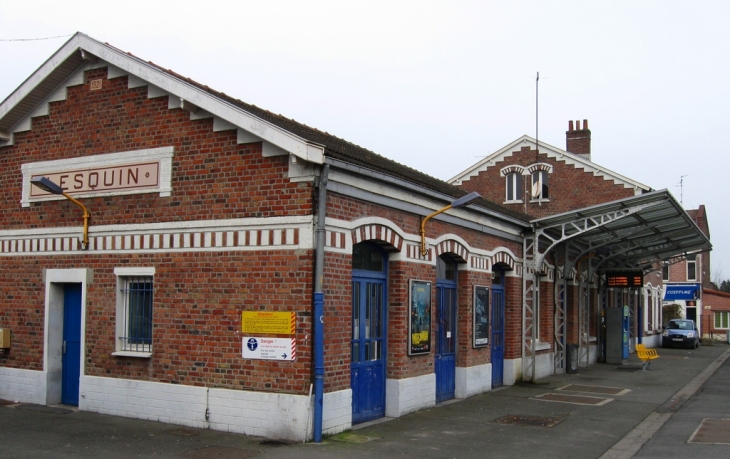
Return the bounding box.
[351,277,386,424]
[491,286,504,388]
[62,284,82,406]
[435,284,456,403]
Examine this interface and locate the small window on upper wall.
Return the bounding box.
[531,170,549,201]
[499,165,525,203]
[662,262,669,281]
[687,259,697,281]
[505,173,523,202]
[526,163,552,202]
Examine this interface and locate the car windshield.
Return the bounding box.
[668,320,692,330]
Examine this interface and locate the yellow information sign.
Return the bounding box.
[242,311,295,335]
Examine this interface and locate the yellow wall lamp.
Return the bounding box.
[30,176,90,250]
[420,192,481,257]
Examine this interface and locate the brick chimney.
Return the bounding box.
[566,119,591,161]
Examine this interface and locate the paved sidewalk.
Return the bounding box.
[2,344,728,459]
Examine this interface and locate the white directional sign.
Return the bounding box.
[242,337,296,361]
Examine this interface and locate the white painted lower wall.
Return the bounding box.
[385,373,435,418]
[322,389,351,436]
[642,335,661,348]
[534,351,554,380]
[0,367,46,404]
[503,357,520,385]
[80,376,312,441]
[455,363,491,398]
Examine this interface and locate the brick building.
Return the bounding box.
[0,33,533,440]
[661,205,712,333]
[701,289,730,339]
[448,120,710,374]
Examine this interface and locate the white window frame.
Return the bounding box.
[526,163,552,203]
[500,165,525,203]
[687,259,697,281]
[505,172,523,203]
[715,311,729,329]
[113,267,156,357]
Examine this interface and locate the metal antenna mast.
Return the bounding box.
[678,175,688,206]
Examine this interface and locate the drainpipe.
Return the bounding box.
[313,164,329,442]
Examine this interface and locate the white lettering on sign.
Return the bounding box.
[242,337,296,361]
[30,162,160,197]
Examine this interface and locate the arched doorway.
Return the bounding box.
[351,242,387,423]
[435,254,457,403]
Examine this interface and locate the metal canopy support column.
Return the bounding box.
[522,234,538,382]
[578,276,590,367]
[553,243,569,374]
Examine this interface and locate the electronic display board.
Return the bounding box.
[606,271,643,288]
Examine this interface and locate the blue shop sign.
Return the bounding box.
[664,284,700,301]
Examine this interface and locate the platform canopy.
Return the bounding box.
[528,189,711,273]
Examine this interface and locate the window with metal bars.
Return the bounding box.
[119,276,154,352]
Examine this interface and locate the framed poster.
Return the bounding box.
[473,285,490,347]
[409,279,432,355]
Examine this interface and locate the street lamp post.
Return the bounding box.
[30,176,90,250]
[420,192,481,256]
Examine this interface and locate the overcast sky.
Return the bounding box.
[1,1,728,281]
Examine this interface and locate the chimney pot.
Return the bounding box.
[566,119,591,159]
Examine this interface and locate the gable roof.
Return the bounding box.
[0,32,529,224]
[448,134,653,192]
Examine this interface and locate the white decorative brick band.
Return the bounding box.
[0,217,312,256]
[493,251,516,270]
[406,243,432,261]
[435,239,469,262]
[471,255,491,271]
[352,224,403,251]
[325,230,347,249]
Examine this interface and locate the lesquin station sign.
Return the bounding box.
[30,162,160,197]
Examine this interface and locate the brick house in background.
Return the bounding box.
[448,120,694,365]
[661,205,712,332]
[702,289,730,339]
[0,33,531,440]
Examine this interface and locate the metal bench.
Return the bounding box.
[636,344,659,370]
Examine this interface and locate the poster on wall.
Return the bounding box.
[409,279,432,355]
[473,285,490,347]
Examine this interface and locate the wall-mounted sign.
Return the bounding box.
[664,284,700,301]
[409,279,431,355]
[242,311,295,335]
[606,271,643,288]
[473,285,490,347]
[30,162,160,197]
[242,337,296,361]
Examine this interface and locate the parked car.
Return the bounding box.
[662,319,700,349]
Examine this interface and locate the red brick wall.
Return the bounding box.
[0,250,314,394]
[0,67,316,395]
[457,146,635,219]
[703,289,730,335]
[1,68,312,231]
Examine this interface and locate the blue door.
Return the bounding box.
[351,242,387,424]
[62,283,82,406]
[435,283,456,403]
[491,270,505,388]
[351,278,386,423]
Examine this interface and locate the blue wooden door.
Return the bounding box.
[62,284,82,406]
[435,283,456,402]
[491,278,505,388]
[351,277,386,423]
